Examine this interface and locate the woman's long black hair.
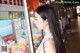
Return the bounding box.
[35,4,66,53]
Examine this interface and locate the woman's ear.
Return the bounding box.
[45,19,48,25]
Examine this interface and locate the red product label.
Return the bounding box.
[0,0,2,3]
[17,0,20,6]
[13,0,16,5]
[4,0,7,4]
[9,0,12,5]
[21,0,23,6]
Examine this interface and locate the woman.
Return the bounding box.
[34,4,66,53]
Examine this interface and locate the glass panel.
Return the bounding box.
[0,11,30,53]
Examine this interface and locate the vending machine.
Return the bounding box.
[0,0,34,53]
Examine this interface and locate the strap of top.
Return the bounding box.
[42,33,53,43]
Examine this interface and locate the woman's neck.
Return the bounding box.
[43,25,51,36]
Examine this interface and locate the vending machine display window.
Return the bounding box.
[0,11,30,53]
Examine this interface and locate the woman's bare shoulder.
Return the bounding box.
[44,39,56,53]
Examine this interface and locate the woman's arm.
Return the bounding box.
[44,39,56,53]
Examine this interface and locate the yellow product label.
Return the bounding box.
[18,42,26,47]
[12,45,19,51]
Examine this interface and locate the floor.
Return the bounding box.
[65,18,80,53]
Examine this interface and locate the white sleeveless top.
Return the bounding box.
[36,33,54,53]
